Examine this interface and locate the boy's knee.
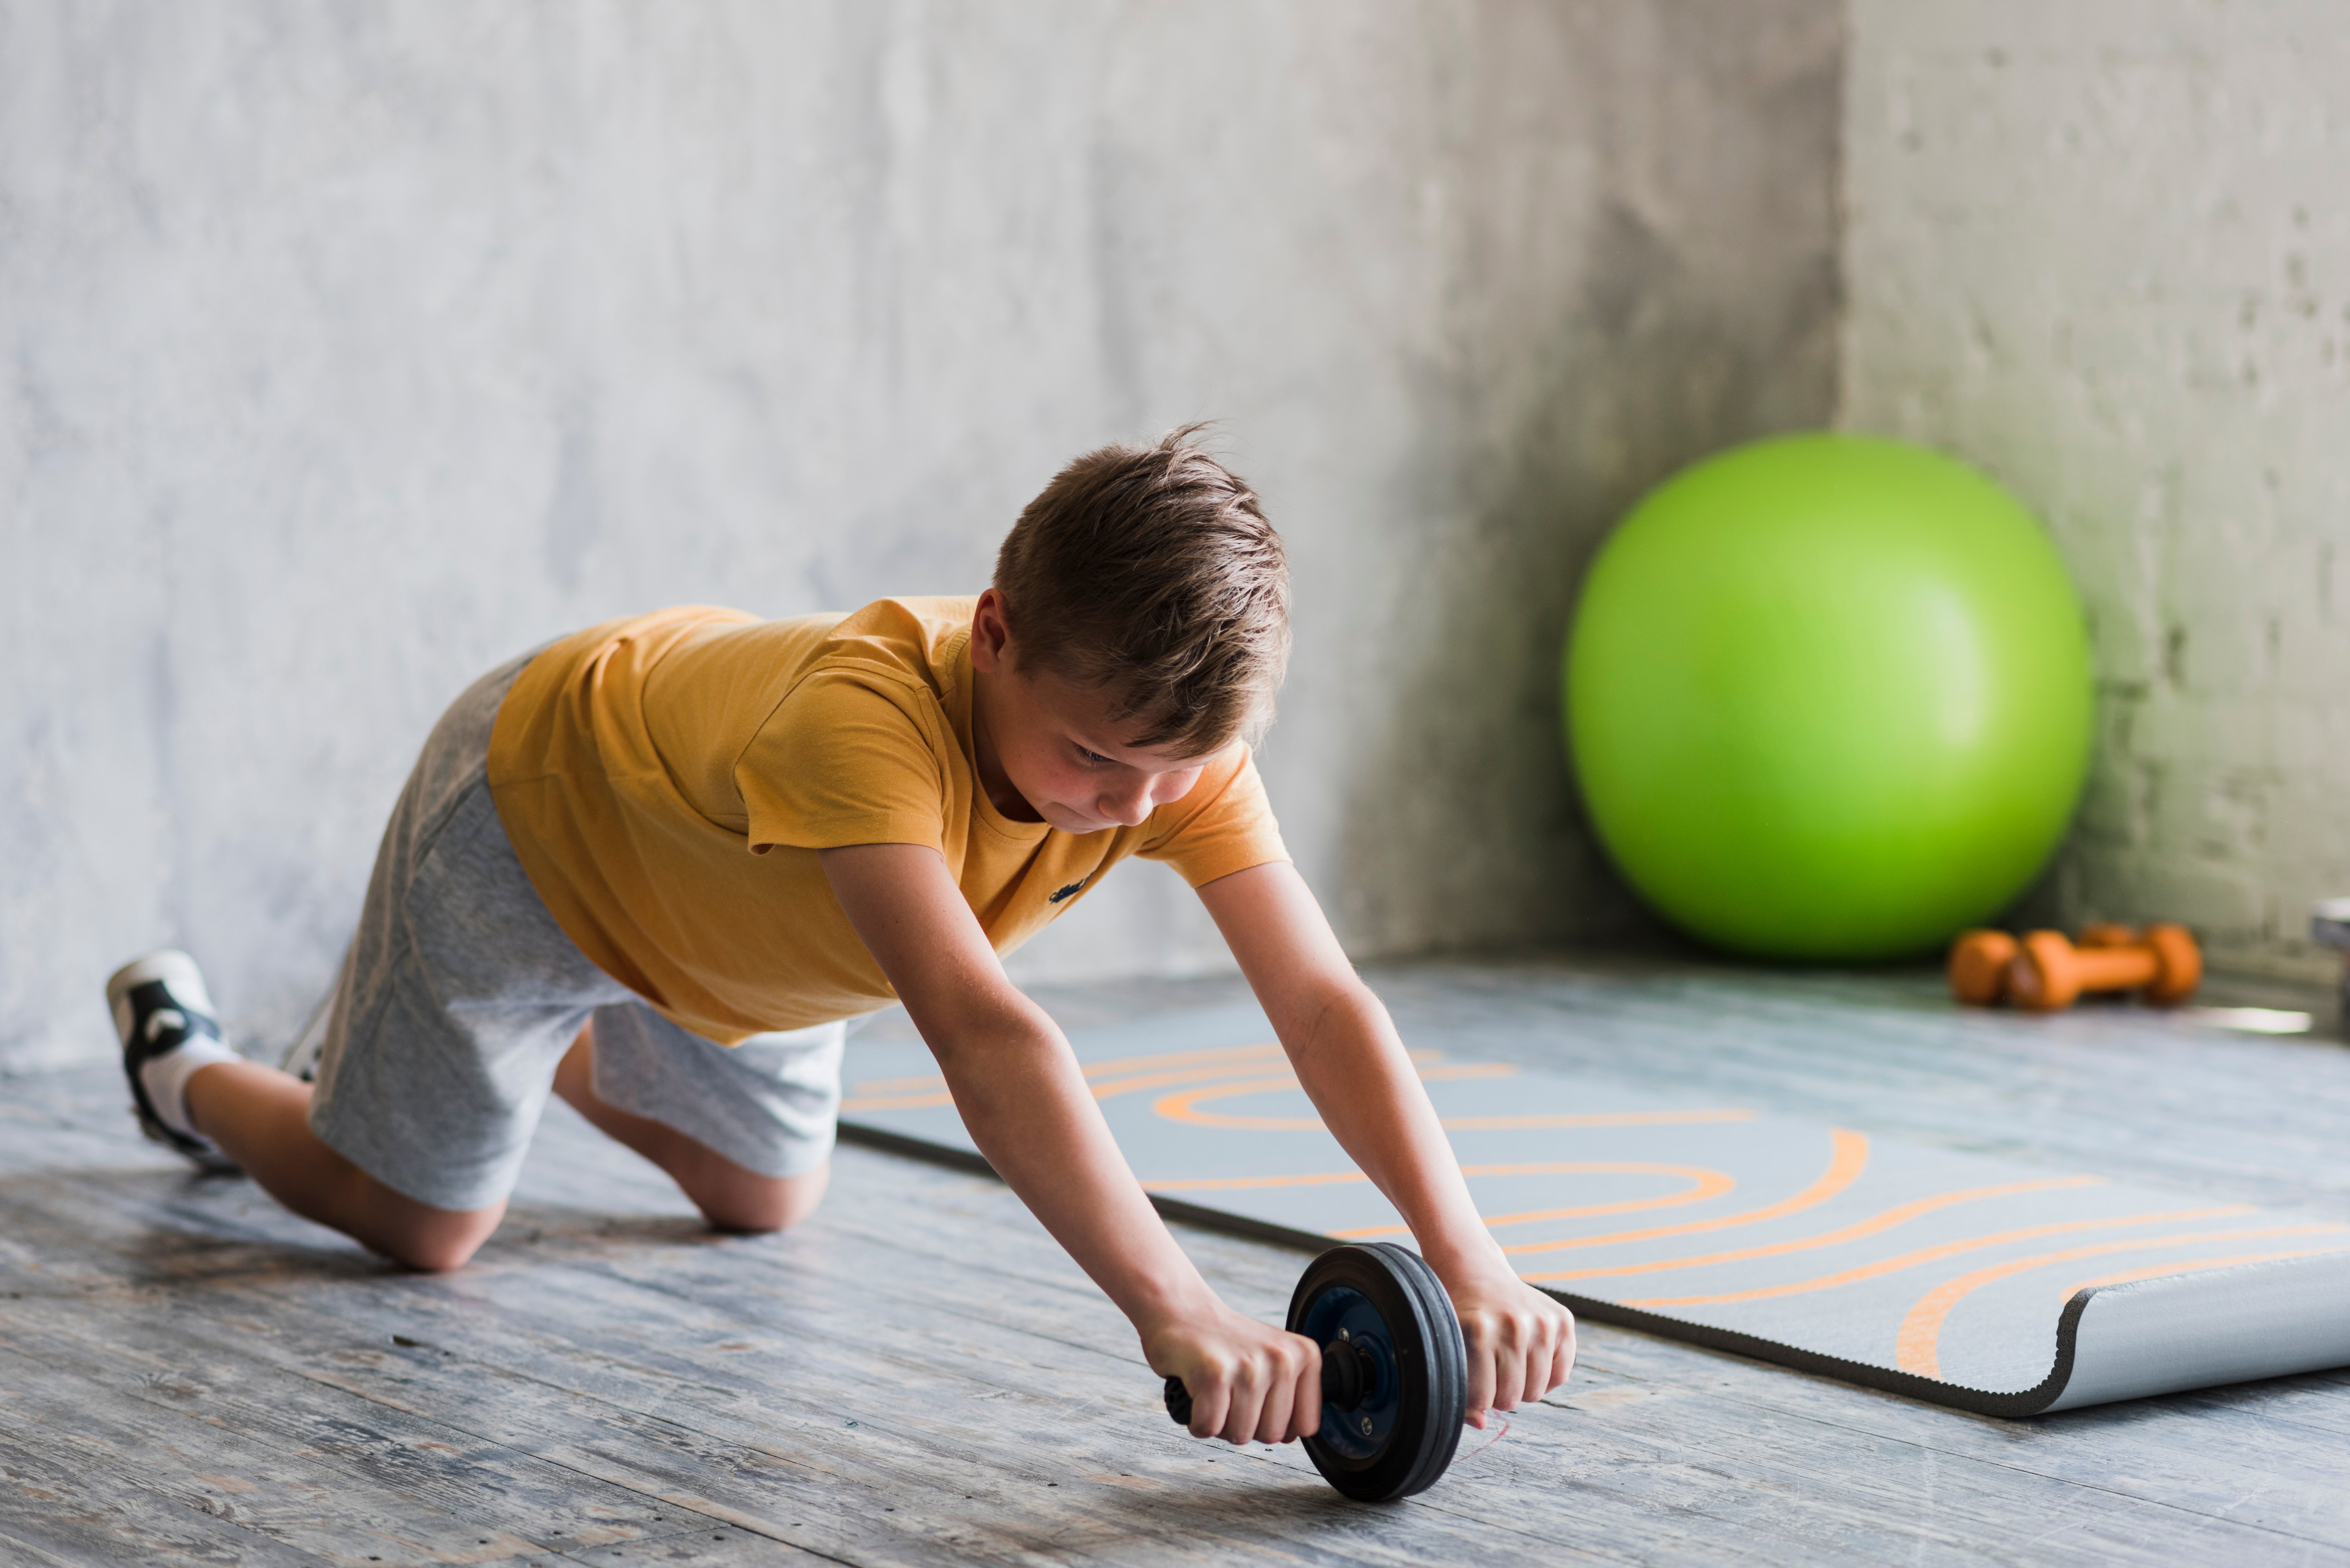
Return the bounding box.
[360,1185,505,1272]
[390,1231,490,1273]
[700,1164,828,1235]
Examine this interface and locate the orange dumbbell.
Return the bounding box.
[1947,929,2020,1005]
[2006,924,2202,1013]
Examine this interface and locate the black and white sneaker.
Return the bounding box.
[105,949,240,1172]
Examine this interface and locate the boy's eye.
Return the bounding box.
[1077,747,1112,766]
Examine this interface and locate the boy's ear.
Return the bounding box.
[970,588,1015,676]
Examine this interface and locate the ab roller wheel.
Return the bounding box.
[1162,1243,1469,1503]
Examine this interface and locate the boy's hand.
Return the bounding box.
[1443,1262,1578,1427]
[1148,1304,1325,1446]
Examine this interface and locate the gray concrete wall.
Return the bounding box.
[1842,2,2350,981]
[2,0,1841,1069]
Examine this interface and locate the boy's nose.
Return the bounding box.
[1098,783,1155,827]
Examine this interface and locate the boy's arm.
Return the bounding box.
[820,842,1322,1445]
[1196,861,1578,1422]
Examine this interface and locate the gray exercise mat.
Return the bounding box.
[839,1002,2350,1415]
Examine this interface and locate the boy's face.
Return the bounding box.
[970,592,1220,833]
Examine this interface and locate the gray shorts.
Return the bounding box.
[306,649,845,1213]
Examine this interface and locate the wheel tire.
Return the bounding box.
[1288,1243,1467,1503]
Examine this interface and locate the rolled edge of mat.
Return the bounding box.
[2042,1250,2350,1412]
[1545,1289,2080,1418]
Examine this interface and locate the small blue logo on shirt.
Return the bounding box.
[1048,880,1086,904]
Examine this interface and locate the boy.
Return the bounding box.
[106,429,1575,1447]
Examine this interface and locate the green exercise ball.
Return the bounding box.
[1563,433,2092,960]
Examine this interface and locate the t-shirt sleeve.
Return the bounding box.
[734,670,951,854]
[1134,745,1291,888]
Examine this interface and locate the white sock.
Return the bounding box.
[137,1023,241,1139]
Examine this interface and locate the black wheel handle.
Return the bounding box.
[1163,1336,1373,1428]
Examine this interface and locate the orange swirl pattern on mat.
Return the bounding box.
[1891,1225,2350,1377]
[1149,1069,1750,1133]
[843,1041,1297,1112]
[1143,1160,1724,1196]
[1093,1053,1432,1105]
[1506,1129,1871,1264]
[1618,1204,2258,1310]
[1438,1110,1754,1132]
[1326,1163,1737,1238]
[1522,1174,2104,1280]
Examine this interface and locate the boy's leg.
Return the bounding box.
[106,949,503,1270]
[555,1005,845,1236]
[550,1026,828,1233]
[183,1059,504,1271]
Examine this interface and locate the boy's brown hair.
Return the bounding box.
[993,425,1290,754]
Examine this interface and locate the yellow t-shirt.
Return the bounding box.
[485,598,1289,1044]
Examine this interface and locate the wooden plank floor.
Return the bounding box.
[4,956,2348,1565]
